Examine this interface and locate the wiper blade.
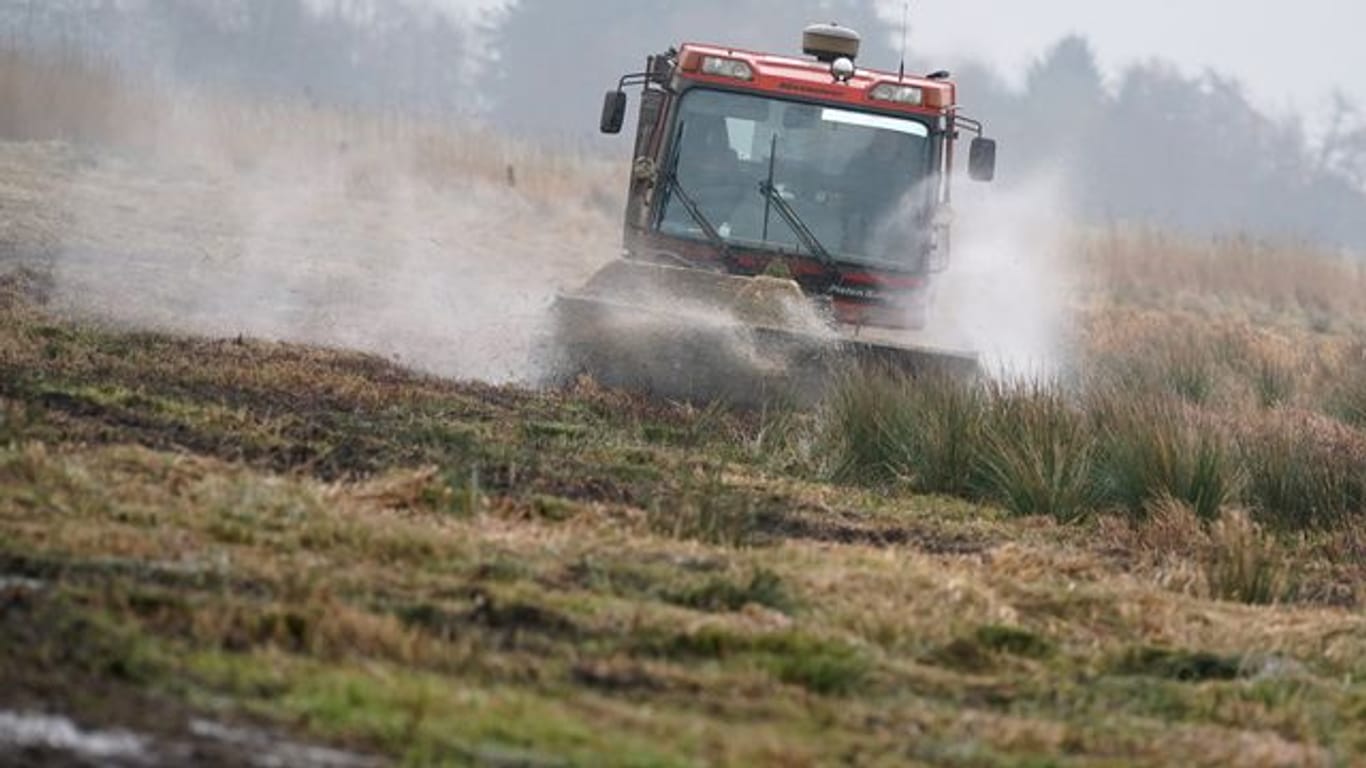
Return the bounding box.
[757,133,836,271]
[657,119,737,270]
[663,172,737,267]
[758,180,835,267]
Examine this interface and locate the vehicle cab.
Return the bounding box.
[600,24,996,330]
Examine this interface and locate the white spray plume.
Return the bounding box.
[38,99,619,385]
[38,135,1074,390]
[922,171,1076,379]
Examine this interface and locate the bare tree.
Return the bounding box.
[1319,90,1366,187]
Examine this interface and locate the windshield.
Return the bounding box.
[658,88,936,270]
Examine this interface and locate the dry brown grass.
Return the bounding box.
[3,435,1363,764]
[1077,226,1366,330]
[0,46,159,146]
[0,43,1364,765]
[1134,496,1210,557]
[0,42,620,208]
[1205,507,1291,605]
[0,273,1363,762]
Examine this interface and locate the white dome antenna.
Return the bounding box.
[802,23,861,63]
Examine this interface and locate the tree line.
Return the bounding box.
[2,0,1364,248]
[955,36,1366,248]
[0,0,482,115]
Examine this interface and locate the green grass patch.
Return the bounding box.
[188,651,690,767]
[664,568,795,614]
[637,627,871,696]
[1113,647,1244,682]
[929,625,1055,674]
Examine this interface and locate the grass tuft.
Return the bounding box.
[1237,414,1366,529]
[1325,347,1366,427]
[1135,496,1209,557]
[976,382,1098,522]
[826,372,984,495]
[668,568,795,614]
[1160,339,1217,405]
[1092,395,1240,521]
[1329,382,1366,428]
[646,465,762,547]
[1252,357,1296,409]
[1204,508,1290,605]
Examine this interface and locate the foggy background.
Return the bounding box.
[4,0,1365,249]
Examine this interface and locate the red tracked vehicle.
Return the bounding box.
[554,23,997,404]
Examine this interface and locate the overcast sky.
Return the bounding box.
[439,0,1363,128]
[891,0,1365,126]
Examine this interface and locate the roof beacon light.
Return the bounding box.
[831,56,856,83]
[869,82,924,106]
[700,56,754,81]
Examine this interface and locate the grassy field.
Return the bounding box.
[1,45,1365,766]
[4,266,1364,767]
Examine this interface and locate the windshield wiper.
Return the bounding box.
[663,174,737,267]
[757,134,836,269]
[660,121,737,269]
[758,181,835,267]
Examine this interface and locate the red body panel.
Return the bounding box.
[676,43,956,118]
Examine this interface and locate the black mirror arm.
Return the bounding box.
[617,72,655,91]
[952,113,984,140]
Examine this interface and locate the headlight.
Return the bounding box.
[869,83,924,106]
[701,56,754,81]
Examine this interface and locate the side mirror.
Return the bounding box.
[968,137,997,182]
[600,90,628,134]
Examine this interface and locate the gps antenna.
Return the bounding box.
[898,1,909,82]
